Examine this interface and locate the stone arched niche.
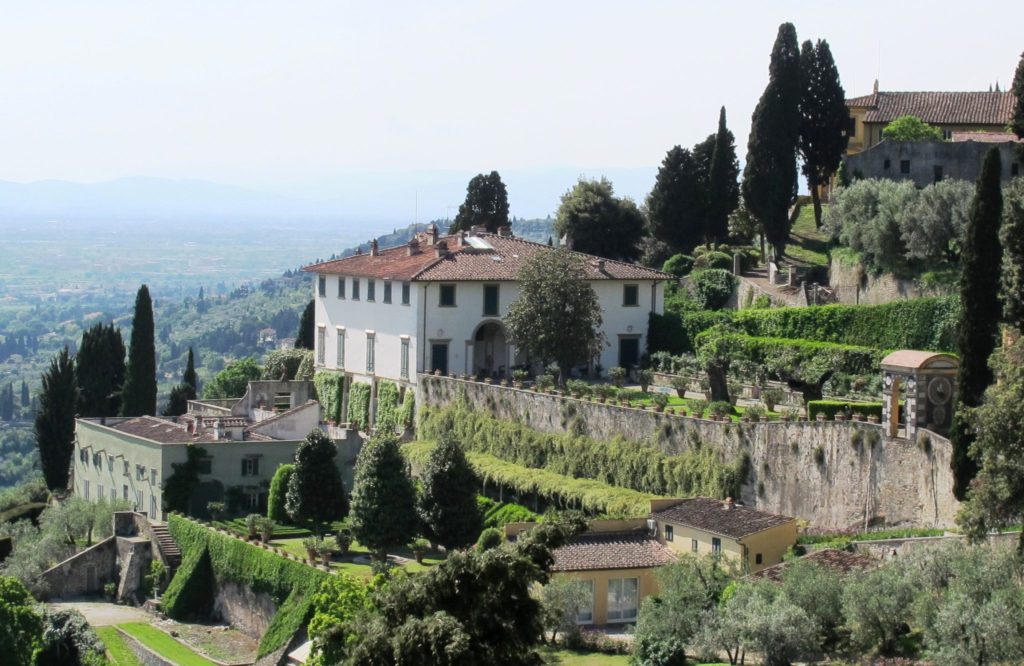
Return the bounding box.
[879,351,958,440]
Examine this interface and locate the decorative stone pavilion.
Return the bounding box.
[879,351,958,440]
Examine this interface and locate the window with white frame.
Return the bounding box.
[401,282,410,305]
[352,278,360,300]
[712,537,722,554]
[150,468,157,485]
[338,276,346,299]
[317,326,326,364]
[136,490,144,512]
[366,332,375,373]
[136,464,146,481]
[383,281,392,304]
[367,279,376,301]
[607,577,639,622]
[336,327,345,369]
[241,457,260,477]
[664,524,674,541]
[400,337,410,380]
[246,491,260,510]
[318,275,326,297]
[123,460,130,476]
[98,483,104,499]
[84,480,90,500]
[108,455,114,471]
[123,484,129,501]
[110,487,116,502]
[576,579,595,624]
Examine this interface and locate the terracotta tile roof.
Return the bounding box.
[652,498,794,540]
[847,91,1014,125]
[304,233,673,282]
[551,531,677,572]
[951,131,1022,143]
[107,416,217,444]
[747,548,877,583]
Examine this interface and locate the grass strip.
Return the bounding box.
[118,623,217,666]
[95,627,142,666]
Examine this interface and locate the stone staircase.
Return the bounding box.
[149,522,182,571]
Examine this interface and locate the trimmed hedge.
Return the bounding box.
[648,310,732,354]
[374,380,400,432]
[695,330,886,379]
[807,400,884,420]
[162,514,332,658]
[313,371,345,424]
[418,403,748,500]
[347,382,370,429]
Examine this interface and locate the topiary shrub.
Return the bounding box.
[267,464,294,522]
[690,269,736,310]
[662,254,695,277]
[476,527,503,551]
[693,250,733,270]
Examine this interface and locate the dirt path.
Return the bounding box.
[49,600,153,626]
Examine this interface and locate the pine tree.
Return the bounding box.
[799,38,849,229]
[554,177,645,261]
[1010,50,1024,140]
[76,322,126,417]
[120,285,157,417]
[35,347,79,491]
[645,146,705,254]
[707,107,741,244]
[952,147,1003,499]
[295,300,314,350]
[349,432,417,559]
[417,433,481,550]
[742,22,802,261]
[450,171,510,233]
[20,380,29,408]
[285,429,347,527]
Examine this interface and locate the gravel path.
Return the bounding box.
[49,600,153,626]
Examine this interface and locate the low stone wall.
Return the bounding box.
[851,531,1021,560]
[39,536,119,600]
[829,259,954,305]
[416,375,960,530]
[213,580,278,639]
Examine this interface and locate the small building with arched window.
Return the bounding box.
[879,350,958,440]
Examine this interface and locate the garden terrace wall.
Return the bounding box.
[415,375,960,530]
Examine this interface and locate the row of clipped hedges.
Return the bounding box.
[418,403,748,500]
[404,441,659,517]
[162,514,332,658]
[695,330,886,378]
[807,400,884,420]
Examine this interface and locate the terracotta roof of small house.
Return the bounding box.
[747,548,877,583]
[551,531,677,572]
[652,498,794,540]
[951,131,1022,143]
[846,91,1014,125]
[303,232,673,282]
[880,350,958,371]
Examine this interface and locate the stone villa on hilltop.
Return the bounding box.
[303,225,671,387]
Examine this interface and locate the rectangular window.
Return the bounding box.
[150,469,157,485]
[124,460,130,476]
[338,277,346,299]
[900,159,911,174]
[318,275,326,297]
[576,580,595,624]
[755,553,763,565]
[317,326,326,365]
[136,464,146,481]
[712,537,722,554]
[933,165,943,183]
[401,282,410,305]
[93,452,101,467]
[439,284,456,307]
[623,284,639,307]
[1012,163,1020,177]
[383,281,392,304]
[664,524,673,541]
[108,456,114,471]
[242,457,259,476]
[150,494,157,518]
[352,278,360,300]
[197,460,212,475]
[136,490,144,512]
[84,480,90,500]
[367,279,376,302]
[336,327,345,369]
[400,338,410,380]
[366,333,375,373]
[883,158,891,170]
[607,578,639,622]
[97,483,104,500]
[483,284,499,316]
[123,484,129,501]
[110,487,116,502]
[246,492,260,510]
[847,115,856,137]
[691,538,698,553]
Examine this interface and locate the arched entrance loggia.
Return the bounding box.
[469,320,512,380]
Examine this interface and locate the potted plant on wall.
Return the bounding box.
[671,376,688,399]
[206,501,225,522]
[609,366,627,387]
[639,369,654,394]
[410,537,430,564]
[335,528,353,555]
[316,537,335,566]
[245,513,261,541]
[303,537,319,564]
[651,393,669,413]
[512,369,528,389]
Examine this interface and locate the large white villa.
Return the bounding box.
[303,225,671,386]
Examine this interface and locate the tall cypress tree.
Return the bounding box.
[183,347,198,396]
[799,38,849,229]
[349,432,418,560]
[1,384,13,422]
[952,147,1003,499]
[417,433,481,550]
[742,22,802,261]
[707,107,741,244]
[76,322,126,418]
[121,285,157,417]
[295,300,315,350]
[20,380,29,408]
[35,347,78,491]
[645,146,704,254]
[1010,50,1024,140]
[1001,179,1024,331]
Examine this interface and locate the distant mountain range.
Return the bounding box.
[0,167,657,227]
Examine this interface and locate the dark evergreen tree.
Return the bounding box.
[645,146,705,254]
[417,433,481,550]
[742,22,802,261]
[76,322,126,418]
[349,432,417,559]
[162,385,192,417]
[20,380,29,408]
[952,147,1003,499]
[707,107,741,243]
[183,347,198,395]
[554,177,645,261]
[1011,50,1024,140]
[120,285,156,417]
[799,38,849,229]
[285,429,347,527]
[1001,179,1024,330]
[450,171,510,233]
[35,347,78,491]
[1,384,13,421]
[295,300,315,350]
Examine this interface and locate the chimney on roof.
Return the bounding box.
[497,225,512,237]
[435,240,449,258]
[459,231,467,247]
[427,223,439,245]
[873,78,879,94]
[407,237,421,256]
[596,259,606,273]
[724,497,734,511]
[471,225,488,236]
[370,239,379,257]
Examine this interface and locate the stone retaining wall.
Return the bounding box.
[416,375,960,530]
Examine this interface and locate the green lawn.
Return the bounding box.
[117,623,217,666]
[784,203,831,268]
[95,627,142,666]
[540,647,630,665]
[269,536,445,579]
[609,392,781,422]
[212,517,347,540]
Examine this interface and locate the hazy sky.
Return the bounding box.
[1,1,1019,202]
